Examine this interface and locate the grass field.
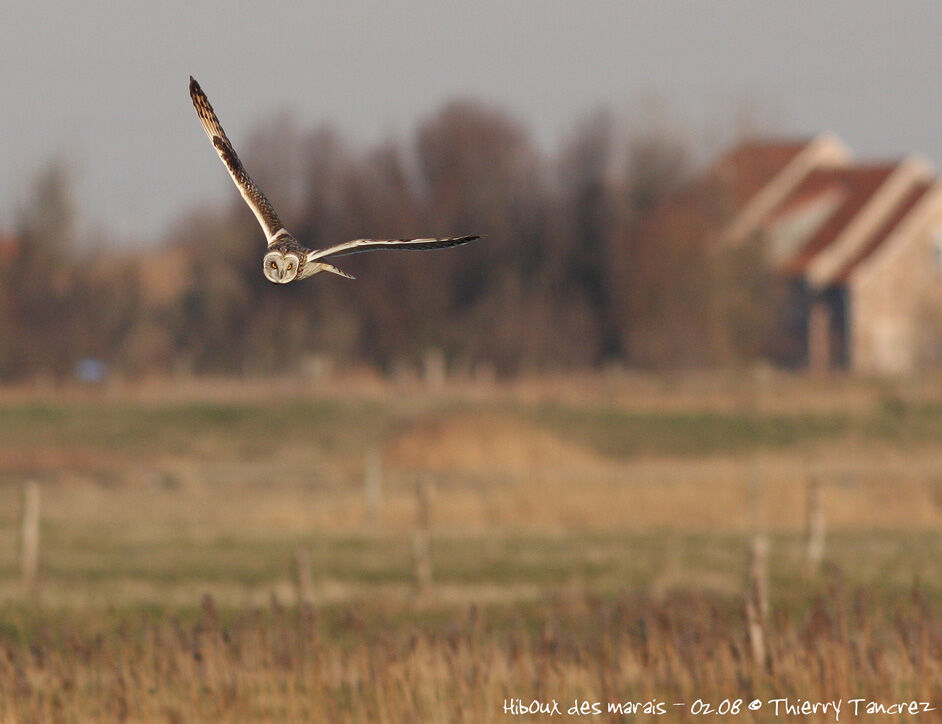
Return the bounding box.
[0,372,939,721]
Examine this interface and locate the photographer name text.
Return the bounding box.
[503,696,935,719]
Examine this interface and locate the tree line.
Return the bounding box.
[0,100,782,381]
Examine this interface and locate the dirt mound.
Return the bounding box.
[383,412,605,475]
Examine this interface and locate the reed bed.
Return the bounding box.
[0,587,938,723]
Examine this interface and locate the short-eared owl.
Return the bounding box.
[189,77,480,284]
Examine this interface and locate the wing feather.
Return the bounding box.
[189,77,284,245]
[307,235,480,262]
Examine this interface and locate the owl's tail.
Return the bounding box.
[312,262,355,280]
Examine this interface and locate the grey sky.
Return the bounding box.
[1,1,939,243]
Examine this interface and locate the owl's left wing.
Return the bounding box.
[307,235,481,262]
[189,77,285,245]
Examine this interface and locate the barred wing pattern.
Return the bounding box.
[308,235,480,261]
[189,77,284,245]
[189,76,482,284]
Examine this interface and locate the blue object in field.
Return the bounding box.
[75,358,107,384]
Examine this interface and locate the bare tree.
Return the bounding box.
[3,159,79,379]
[0,96,804,380]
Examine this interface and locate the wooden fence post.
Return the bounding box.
[805,474,825,575]
[745,445,770,672]
[364,449,383,530]
[21,481,40,593]
[747,533,770,671]
[422,348,446,389]
[413,477,433,592]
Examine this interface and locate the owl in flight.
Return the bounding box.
[189,77,479,284]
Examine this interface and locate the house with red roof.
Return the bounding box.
[707,134,942,374]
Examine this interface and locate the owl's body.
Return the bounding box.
[263,234,320,283]
[189,77,479,283]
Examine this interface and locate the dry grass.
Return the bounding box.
[1,440,937,545]
[0,590,938,723]
[0,371,939,720]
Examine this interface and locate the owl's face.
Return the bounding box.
[263,250,301,284]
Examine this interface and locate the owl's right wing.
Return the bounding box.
[307,235,481,261]
[189,77,285,246]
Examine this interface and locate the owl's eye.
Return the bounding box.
[270,261,277,269]
[287,264,293,271]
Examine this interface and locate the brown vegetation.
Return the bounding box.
[0,590,937,723]
[0,101,780,382]
[0,376,939,719]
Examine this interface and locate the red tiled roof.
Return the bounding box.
[831,180,933,283]
[624,138,814,263]
[712,138,811,208]
[768,163,898,275]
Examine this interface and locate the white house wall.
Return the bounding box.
[849,183,942,374]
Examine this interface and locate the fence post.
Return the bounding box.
[747,533,770,671]
[364,449,383,530]
[21,480,40,594]
[745,444,770,671]
[746,534,769,671]
[413,477,433,592]
[422,348,446,390]
[805,474,825,575]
